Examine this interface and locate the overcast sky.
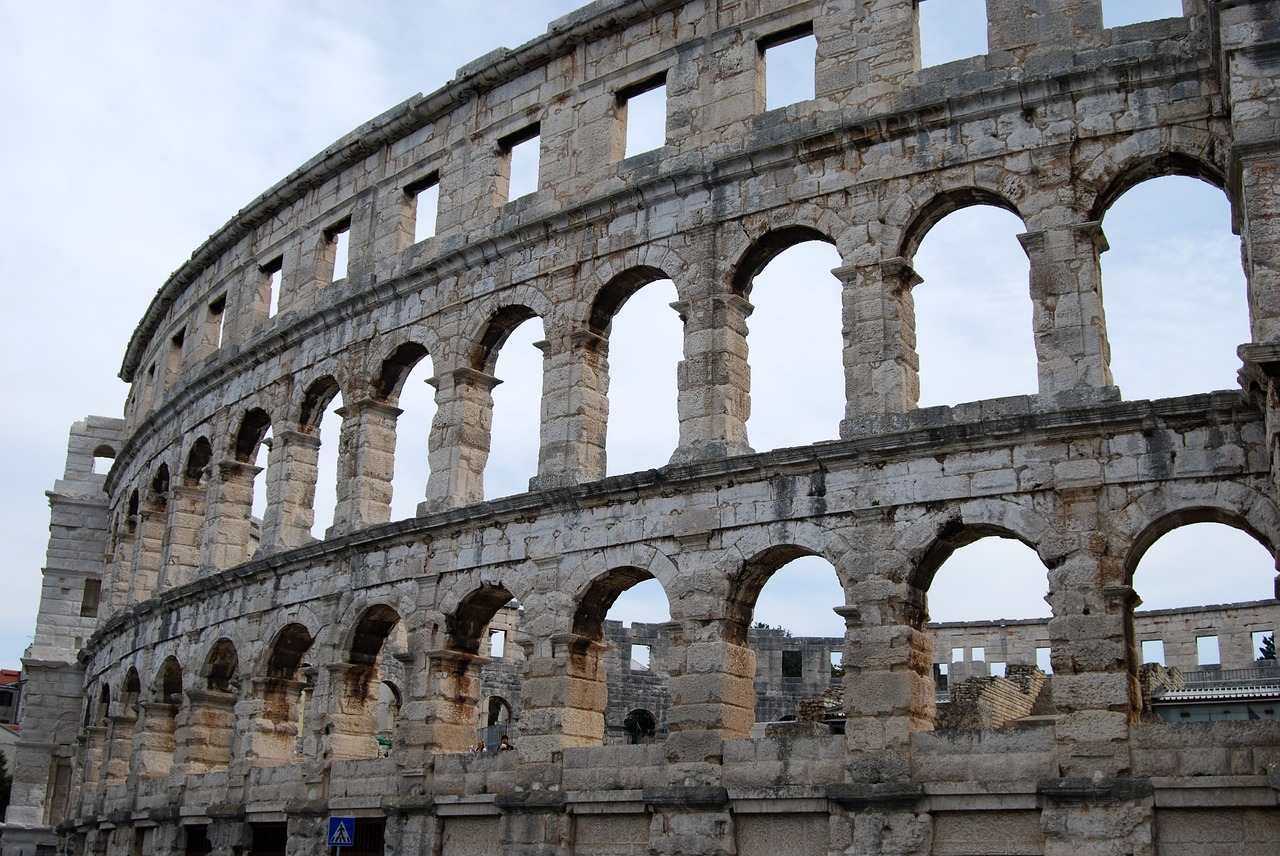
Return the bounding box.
[2,0,1271,672]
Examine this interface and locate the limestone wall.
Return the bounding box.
[9,1,1280,854]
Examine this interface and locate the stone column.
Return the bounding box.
[329,399,401,534]
[157,484,204,589]
[662,617,754,774]
[401,649,488,756]
[515,632,609,765]
[1238,149,1280,343]
[530,329,609,490]
[821,0,919,111]
[322,661,382,762]
[173,689,236,774]
[839,259,921,436]
[259,430,321,551]
[986,0,1103,57]
[133,702,177,780]
[104,712,137,787]
[421,368,500,511]
[201,459,260,571]
[128,505,165,603]
[840,584,933,782]
[1019,221,1115,397]
[670,294,754,464]
[246,677,310,766]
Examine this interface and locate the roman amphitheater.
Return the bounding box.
[5,0,1280,853]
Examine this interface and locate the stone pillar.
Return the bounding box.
[670,294,754,464]
[986,0,1103,57]
[421,369,500,511]
[201,459,260,571]
[323,661,382,762]
[80,725,108,800]
[1238,150,1280,343]
[107,517,136,611]
[516,632,608,764]
[246,677,310,766]
[644,788,736,856]
[840,585,933,782]
[839,259,920,436]
[1038,778,1155,856]
[259,430,321,551]
[129,497,166,603]
[1019,222,1115,397]
[1046,546,1139,777]
[133,702,178,780]
[173,689,236,774]
[104,712,137,787]
[330,399,401,534]
[158,484,204,589]
[828,785,931,856]
[402,649,488,756]
[822,0,919,111]
[530,329,609,490]
[495,794,571,856]
[662,618,754,775]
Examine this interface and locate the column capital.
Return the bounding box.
[334,398,404,420]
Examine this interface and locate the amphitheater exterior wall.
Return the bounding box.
[6,1,1280,854]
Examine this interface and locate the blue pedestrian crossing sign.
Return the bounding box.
[328,816,355,848]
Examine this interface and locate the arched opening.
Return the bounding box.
[177,638,240,774]
[255,623,315,765]
[1098,175,1246,400]
[587,571,673,745]
[234,408,272,563]
[733,552,846,734]
[911,203,1035,406]
[137,657,182,779]
[91,444,116,475]
[592,270,682,475]
[330,605,406,761]
[475,307,544,500]
[104,668,141,786]
[920,534,1054,729]
[300,376,343,538]
[623,708,657,744]
[1127,518,1278,723]
[184,437,212,486]
[436,585,522,754]
[734,230,843,452]
[377,343,435,521]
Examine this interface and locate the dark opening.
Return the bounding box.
[249,822,288,856]
[184,825,212,856]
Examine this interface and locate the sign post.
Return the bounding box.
[328,816,355,849]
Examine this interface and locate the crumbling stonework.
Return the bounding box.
[5,1,1280,854]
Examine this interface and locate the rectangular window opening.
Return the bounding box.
[1102,0,1183,29]
[934,662,949,691]
[326,219,351,282]
[760,25,816,111]
[1252,629,1274,661]
[950,646,964,664]
[619,74,668,159]
[1196,635,1220,667]
[1141,639,1165,666]
[406,173,440,244]
[207,294,226,351]
[1035,646,1053,674]
[919,0,988,68]
[830,651,843,678]
[80,578,101,618]
[489,628,506,659]
[990,661,1006,678]
[631,643,651,671]
[971,646,985,662]
[781,649,803,678]
[261,257,283,319]
[500,124,541,203]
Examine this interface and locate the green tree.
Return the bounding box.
[1259,633,1276,661]
[0,751,12,815]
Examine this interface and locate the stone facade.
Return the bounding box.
[5,1,1280,854]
